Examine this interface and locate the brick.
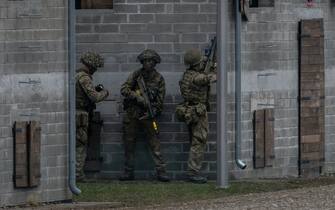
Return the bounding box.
[75,24,92,33]
[140,4,165,13]
[99,34,127,43]
[76,15,101,23]
[173,24,198,32]
[120,24,147,33]
[94,24,119,33]
[102,14,127,23]
[200,24,216,32]
[128,33,153,42]
[146,24,172,33]
[129,14,154,23]
[200,4,217,13]
[77,34,99,43]
[181,33,207,42]
[173,4,199,13]
[154,34,179,42]
[146,44,173,52]
[112,4,138,13]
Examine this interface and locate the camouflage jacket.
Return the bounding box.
[121,68,165,119]
[76,68,108,112]
[179,68,211,105]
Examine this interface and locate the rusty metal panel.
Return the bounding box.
[254,110,265,168]
[28,121,41,187]
[14,121,29,188]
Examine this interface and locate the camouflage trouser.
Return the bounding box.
[122,113,166,174]
[76,110,89,180]
[187,111,209,176]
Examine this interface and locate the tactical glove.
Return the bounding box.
[208,73,217,83]
[129,91,146,107]
[95,84,104,92]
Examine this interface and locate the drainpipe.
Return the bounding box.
[68,0,81,195]
[234,0,247,169]
[216,0,229,188]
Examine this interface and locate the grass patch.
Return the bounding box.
[75,178,335,207]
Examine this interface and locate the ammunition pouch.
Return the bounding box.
[76,111,89,128]
[175,102,206,125]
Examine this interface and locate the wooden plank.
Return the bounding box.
[254,110,265,168]
[264,109,275,167]
[28,121,41,187]
[80,0,113,9]
[14,121,29,188]
[302,142,321,153]
[301,135,321,144]
[299,19,325,177]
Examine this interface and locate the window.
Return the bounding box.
[249,0,274,8]
[76,0,113,9]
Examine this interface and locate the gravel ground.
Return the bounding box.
[18,184,335,209]
[126,184,335,210]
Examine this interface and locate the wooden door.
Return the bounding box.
[299,19,325,177]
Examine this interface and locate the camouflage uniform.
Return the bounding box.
[120,49,169,181]
[76,52,109,181]
[177,48,216,183]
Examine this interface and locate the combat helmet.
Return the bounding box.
[80,51,104,71]
[137,49,161,64]
[184,48,202,66]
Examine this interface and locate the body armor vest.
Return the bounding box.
[179,70,208,104]
[76,70,93,111]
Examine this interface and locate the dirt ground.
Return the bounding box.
[125,184,335,210]
[19,184,335,210]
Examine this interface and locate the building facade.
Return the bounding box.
[76,0,335,180]
[1,0,335,207]
[0,0,71,206]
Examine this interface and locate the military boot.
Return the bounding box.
[119,171,134,181]
[186,174,207,184]
[157,170,170,182]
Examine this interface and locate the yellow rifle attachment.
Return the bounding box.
[152,120,159,134]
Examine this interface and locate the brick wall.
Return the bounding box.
[0,0,71,207]
[76,0,335,180]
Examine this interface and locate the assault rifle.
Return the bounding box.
[137,76,159,135]
[203,36,217,112]
[203,36,217,74]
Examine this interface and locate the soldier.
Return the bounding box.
[76,51,109,181]
[119,49,170,182]
[176,48,216,184]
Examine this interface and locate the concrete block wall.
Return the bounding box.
[76,0,335,180]
[0,0,71,207]
[230,0,335,178]
[76,0,217,180]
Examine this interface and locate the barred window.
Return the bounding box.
[249,0,274,8]
[76,0,113,9]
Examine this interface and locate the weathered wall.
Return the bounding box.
[76,0,335,180]
[0,0,71,206]
[76,0,217,179]
[229,0,335,178]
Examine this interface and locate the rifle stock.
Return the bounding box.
[204,36,217,74]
